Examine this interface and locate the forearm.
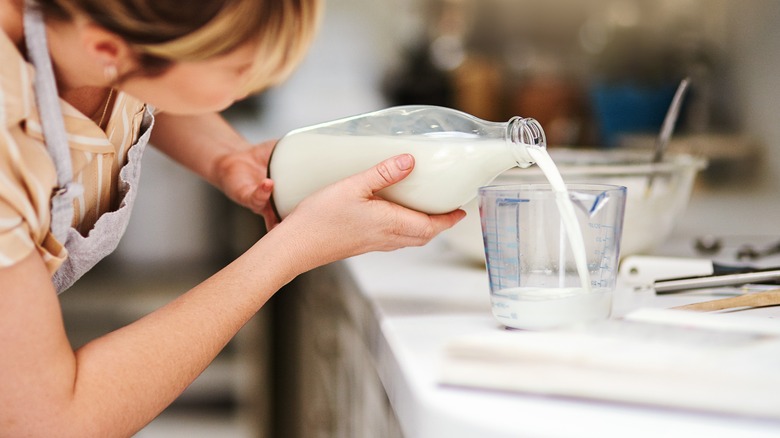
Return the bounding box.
[150,112,251,186]
[67,227,303,436]
[1,226,304,437]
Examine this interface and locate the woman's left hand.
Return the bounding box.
[151,113,281,228]
[213,139,279,227]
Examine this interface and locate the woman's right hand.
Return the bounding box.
[271,153,466,271]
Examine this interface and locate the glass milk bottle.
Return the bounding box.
[268,105,546,219]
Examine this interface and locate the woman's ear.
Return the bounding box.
[78,21,134,83]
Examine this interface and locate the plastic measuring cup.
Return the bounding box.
[479,183,627,330]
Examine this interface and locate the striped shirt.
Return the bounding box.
[1,29,147,274]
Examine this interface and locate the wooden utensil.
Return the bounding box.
[672,289,780,312]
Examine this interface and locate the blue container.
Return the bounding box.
[589,83,677,148]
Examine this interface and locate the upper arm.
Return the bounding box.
[0,252,77,434]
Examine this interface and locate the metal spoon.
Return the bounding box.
[652,77,691,164]
[646,77,690,193]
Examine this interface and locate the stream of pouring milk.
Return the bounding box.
[491,147,612,330]
[527,147,592,292]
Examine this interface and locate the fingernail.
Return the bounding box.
[395,154,413,170]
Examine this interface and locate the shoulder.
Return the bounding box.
[0,96,58,274]
[0,25,54,198]
[0,23,65,274]
[0,27,55,198]
[0,31,57,269]
[0,28,35,128]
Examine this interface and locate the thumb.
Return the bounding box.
[362,154,415,193]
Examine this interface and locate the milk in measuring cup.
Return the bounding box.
[491,287,612,330]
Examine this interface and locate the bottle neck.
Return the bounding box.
[505,116,546,167]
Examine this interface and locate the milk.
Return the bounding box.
[527,147,592,293]
[491,148,608,330]
[492,287,612,330]
[270,132,520,218]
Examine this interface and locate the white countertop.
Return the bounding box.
[340,190,780,438]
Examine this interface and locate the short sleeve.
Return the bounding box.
[0,29,69,274]
[0,199,37,268]
[0,123,66,274]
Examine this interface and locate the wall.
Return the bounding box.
[725,0,780,191]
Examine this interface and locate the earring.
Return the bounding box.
[104,64,118,84]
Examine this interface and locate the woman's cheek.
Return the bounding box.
[178,79,242,111]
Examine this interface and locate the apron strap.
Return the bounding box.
[23,1,83,244]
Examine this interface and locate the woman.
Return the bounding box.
[0,0,465,435]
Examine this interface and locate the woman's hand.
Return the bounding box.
[212,139,279,228]
[151,113,281,227]
[272,154,466,272]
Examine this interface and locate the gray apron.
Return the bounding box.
[24,3,153,293]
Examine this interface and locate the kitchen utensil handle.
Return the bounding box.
[672,289,780,312]
[654,268,780,294]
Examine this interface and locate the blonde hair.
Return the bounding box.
[38,0,322,93]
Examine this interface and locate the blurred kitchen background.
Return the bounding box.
[59,0,780,437]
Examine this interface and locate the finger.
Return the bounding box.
[361,154,415,194]
[429,209,467,233]
[251,179,273,202]
[263,214,279,231]
[244,179,273,212]
[418,209,466,240]
[263,207,280,229]
[390,208,467,248]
